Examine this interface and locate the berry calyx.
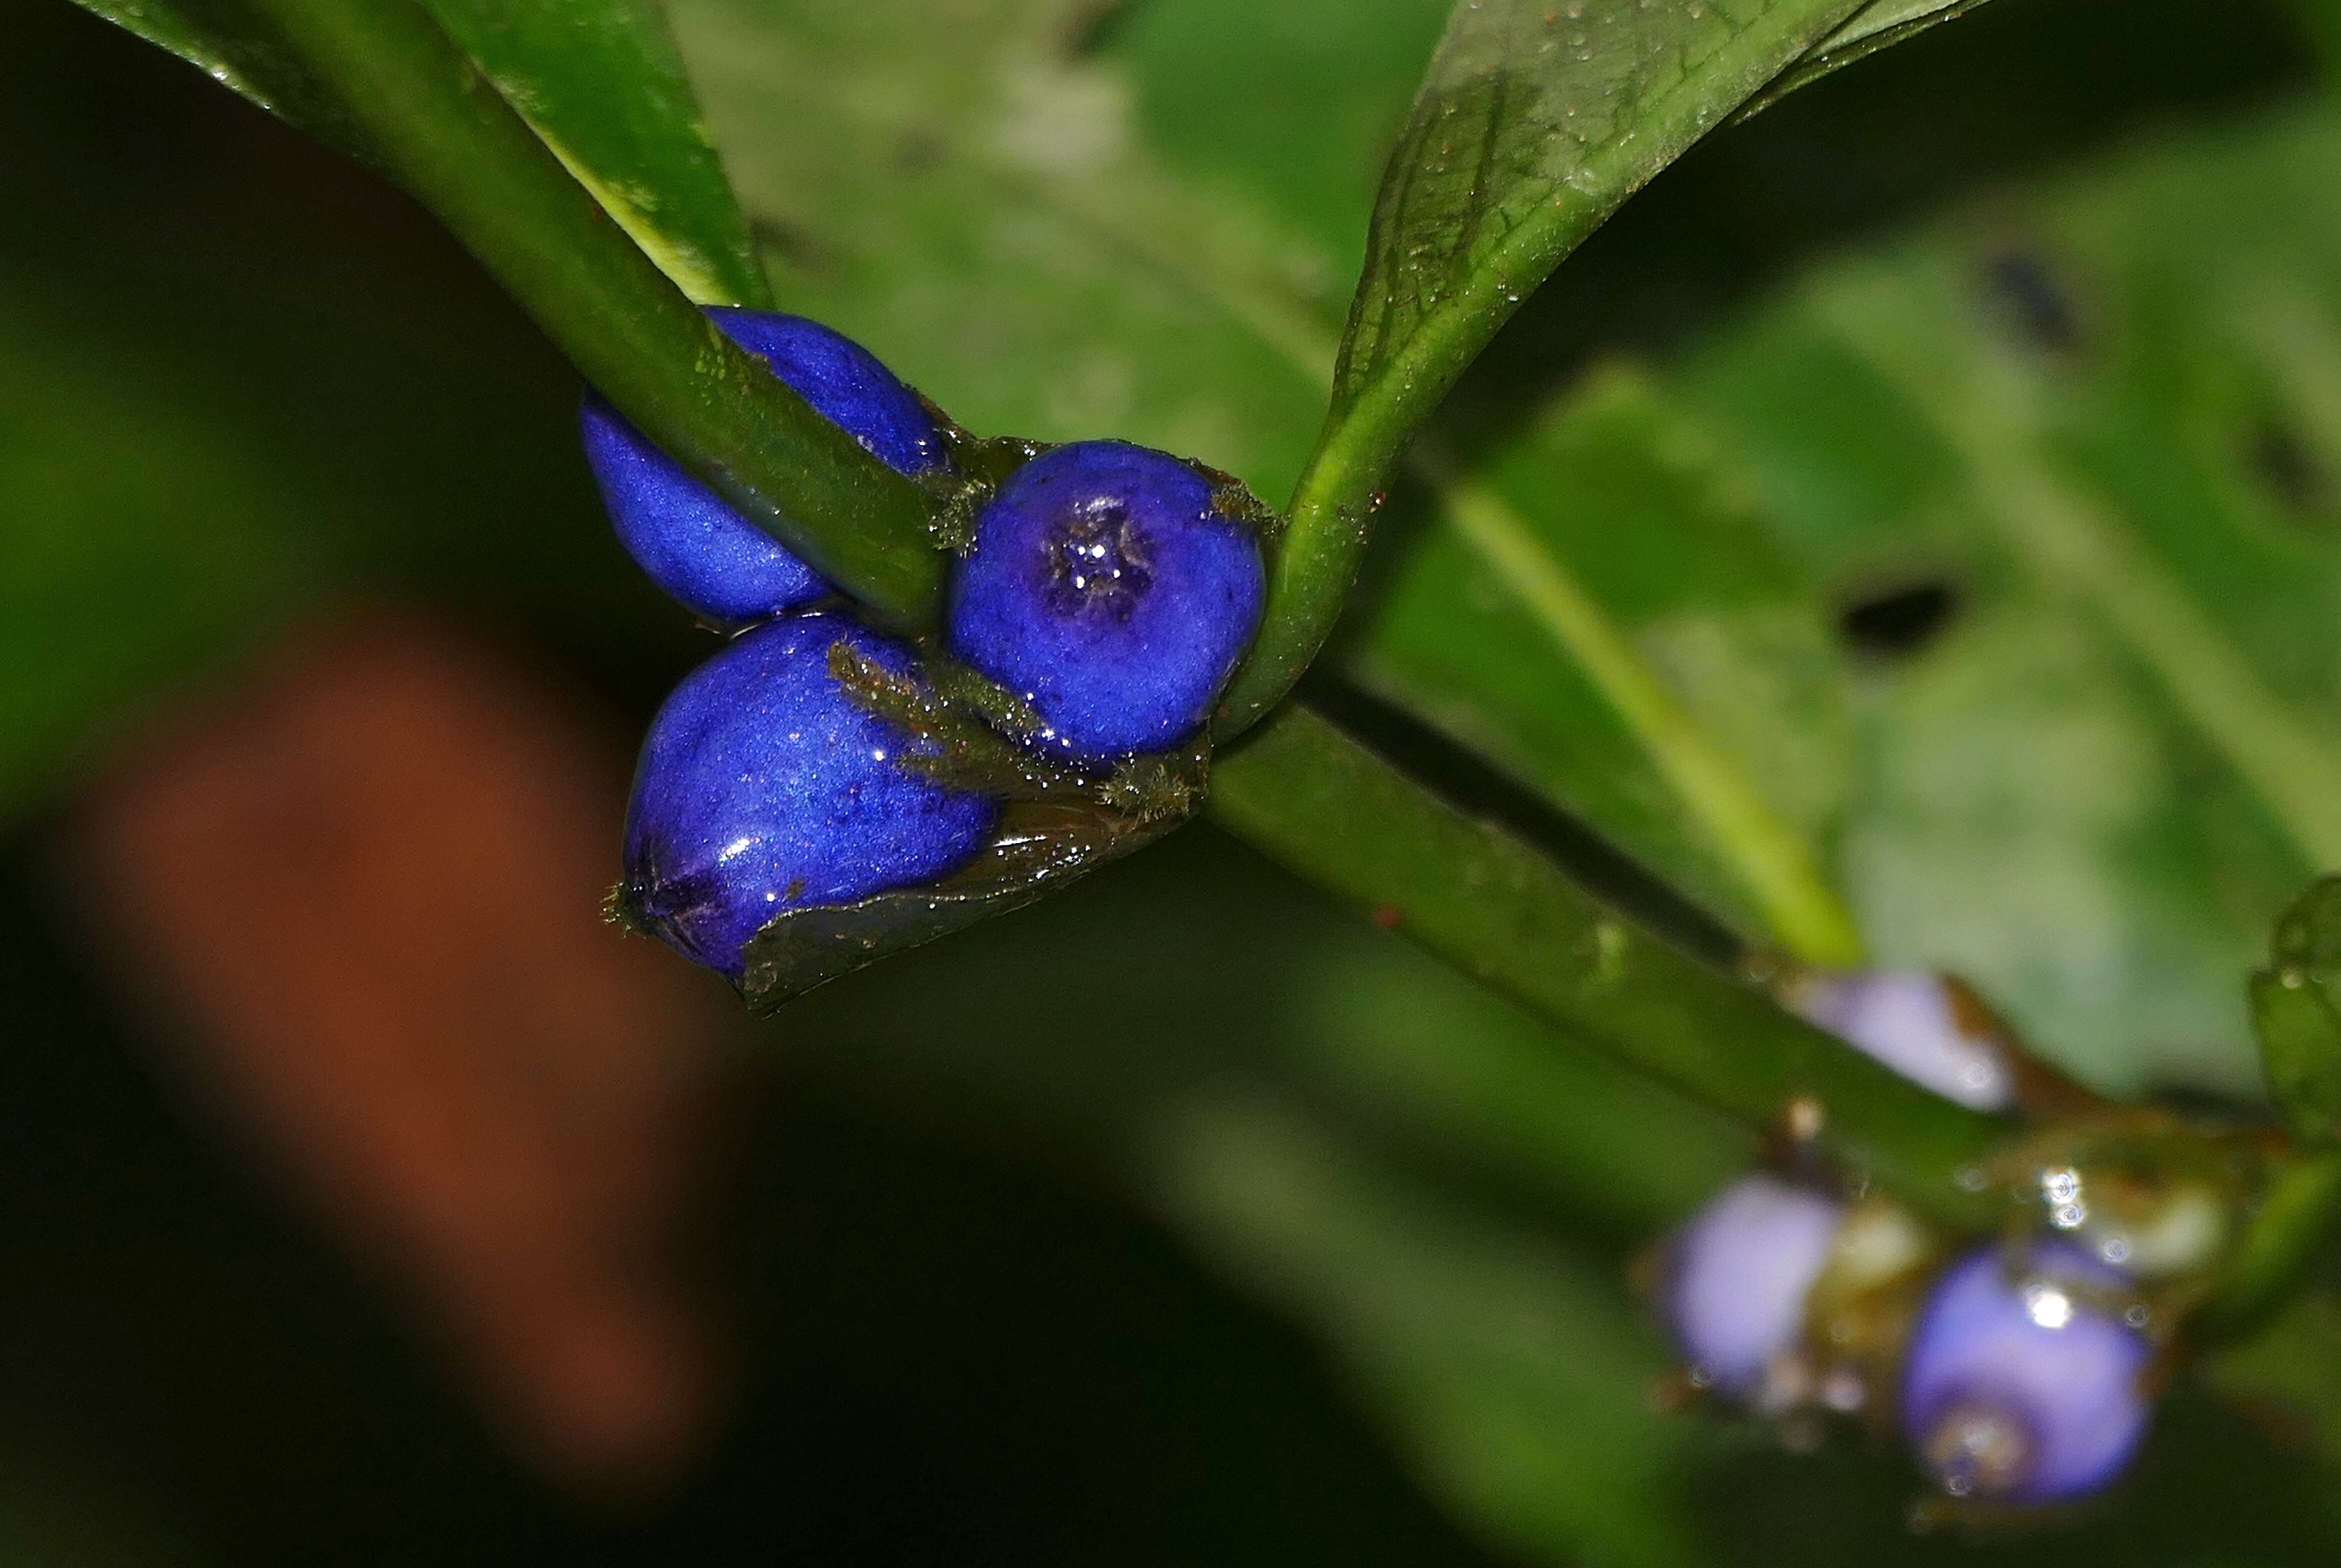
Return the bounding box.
[617,611,998,975]
[581,309,946,626]
[945,441,1266,766]
[1899,1241,2151,1504]
[1663,1174,1845,1399]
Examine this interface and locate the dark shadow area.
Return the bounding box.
[0,833,1494,1565]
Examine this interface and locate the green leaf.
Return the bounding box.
[424,0,769,305]
[1329,0,1865,423]
[1738,0,1999,118]
[2254,875,2341,1141]
[70,0,380,156]
[667,0,1342,505]
[245,0,945,623]
[1344,367,1860,962]
[1676,107,2341,1096]
[72,0,766,305]
[1222,0,1876,730]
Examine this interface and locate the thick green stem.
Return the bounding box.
[1206,703,2007,1228]
[2198,1145,2341,1342]
[247,0,944,626]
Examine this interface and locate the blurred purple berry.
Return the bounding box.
[581,309,946,626]
[1899,1240,2151,1504]
[1795,971,2013,1112]
[1664,1175,1845,1398]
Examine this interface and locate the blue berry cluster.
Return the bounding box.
[1658,971,2162,1510]
[586,310,1266,977]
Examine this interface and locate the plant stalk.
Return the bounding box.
[244,0,946,626]
[1207,703,2008,1229]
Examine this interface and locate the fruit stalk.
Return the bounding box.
[1207,703,2008,1228]
[243,0,947,626]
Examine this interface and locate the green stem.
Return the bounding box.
[1206,704,2006,1228]
[247,0,944,626]
[2198,1144,2341,1342]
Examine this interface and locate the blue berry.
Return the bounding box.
[581,309,946,625]
[1899,1241,2151,1504]
[1792,971,2013,1112]
[945,441,1266,765]
[1663,1175,1845,1398]
[619,611,998,975]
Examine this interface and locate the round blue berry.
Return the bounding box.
[1664,1175,1844,1398]
[945,441,1266,765]
[1793,971,2013,1112]
[619,611,998,975]
[1899,1240,2151,1504]
[581,309,946,626]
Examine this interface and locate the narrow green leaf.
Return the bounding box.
[1222,0,1874,731]
[2254,875,2341,1141]
[71,0,380,155]
[229,0,944,622]
[423,0,769,305]
[1737,0,1999,119]
[1348,368,1860,963]
[72,0,767,306]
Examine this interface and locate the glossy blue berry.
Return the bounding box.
[581,309,946,626]
[1899,1241,2151,1504]
[1663,1175,1845,1398]
[619,611,998,976]
[945,441,1266,765]
[1793,971,2013,1112]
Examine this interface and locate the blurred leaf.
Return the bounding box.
[1102,0,1454,298]
[69,0,765,304]
[2201,1287,2341,1477]
[1344,367,1859,960]
[0,274,327,820]
[2298,0,2341,86]
[1677,108,2341,1097]
[669,0,1342,502]
[1153,1094,1704,1568]
[2253,875,2341,1140]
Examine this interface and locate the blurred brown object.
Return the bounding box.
[64,609,737,1498]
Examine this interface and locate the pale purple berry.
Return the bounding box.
[1899,1240,2151,1504]
[1794,971,2013,1112]
[1663,1175,1845,1398]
